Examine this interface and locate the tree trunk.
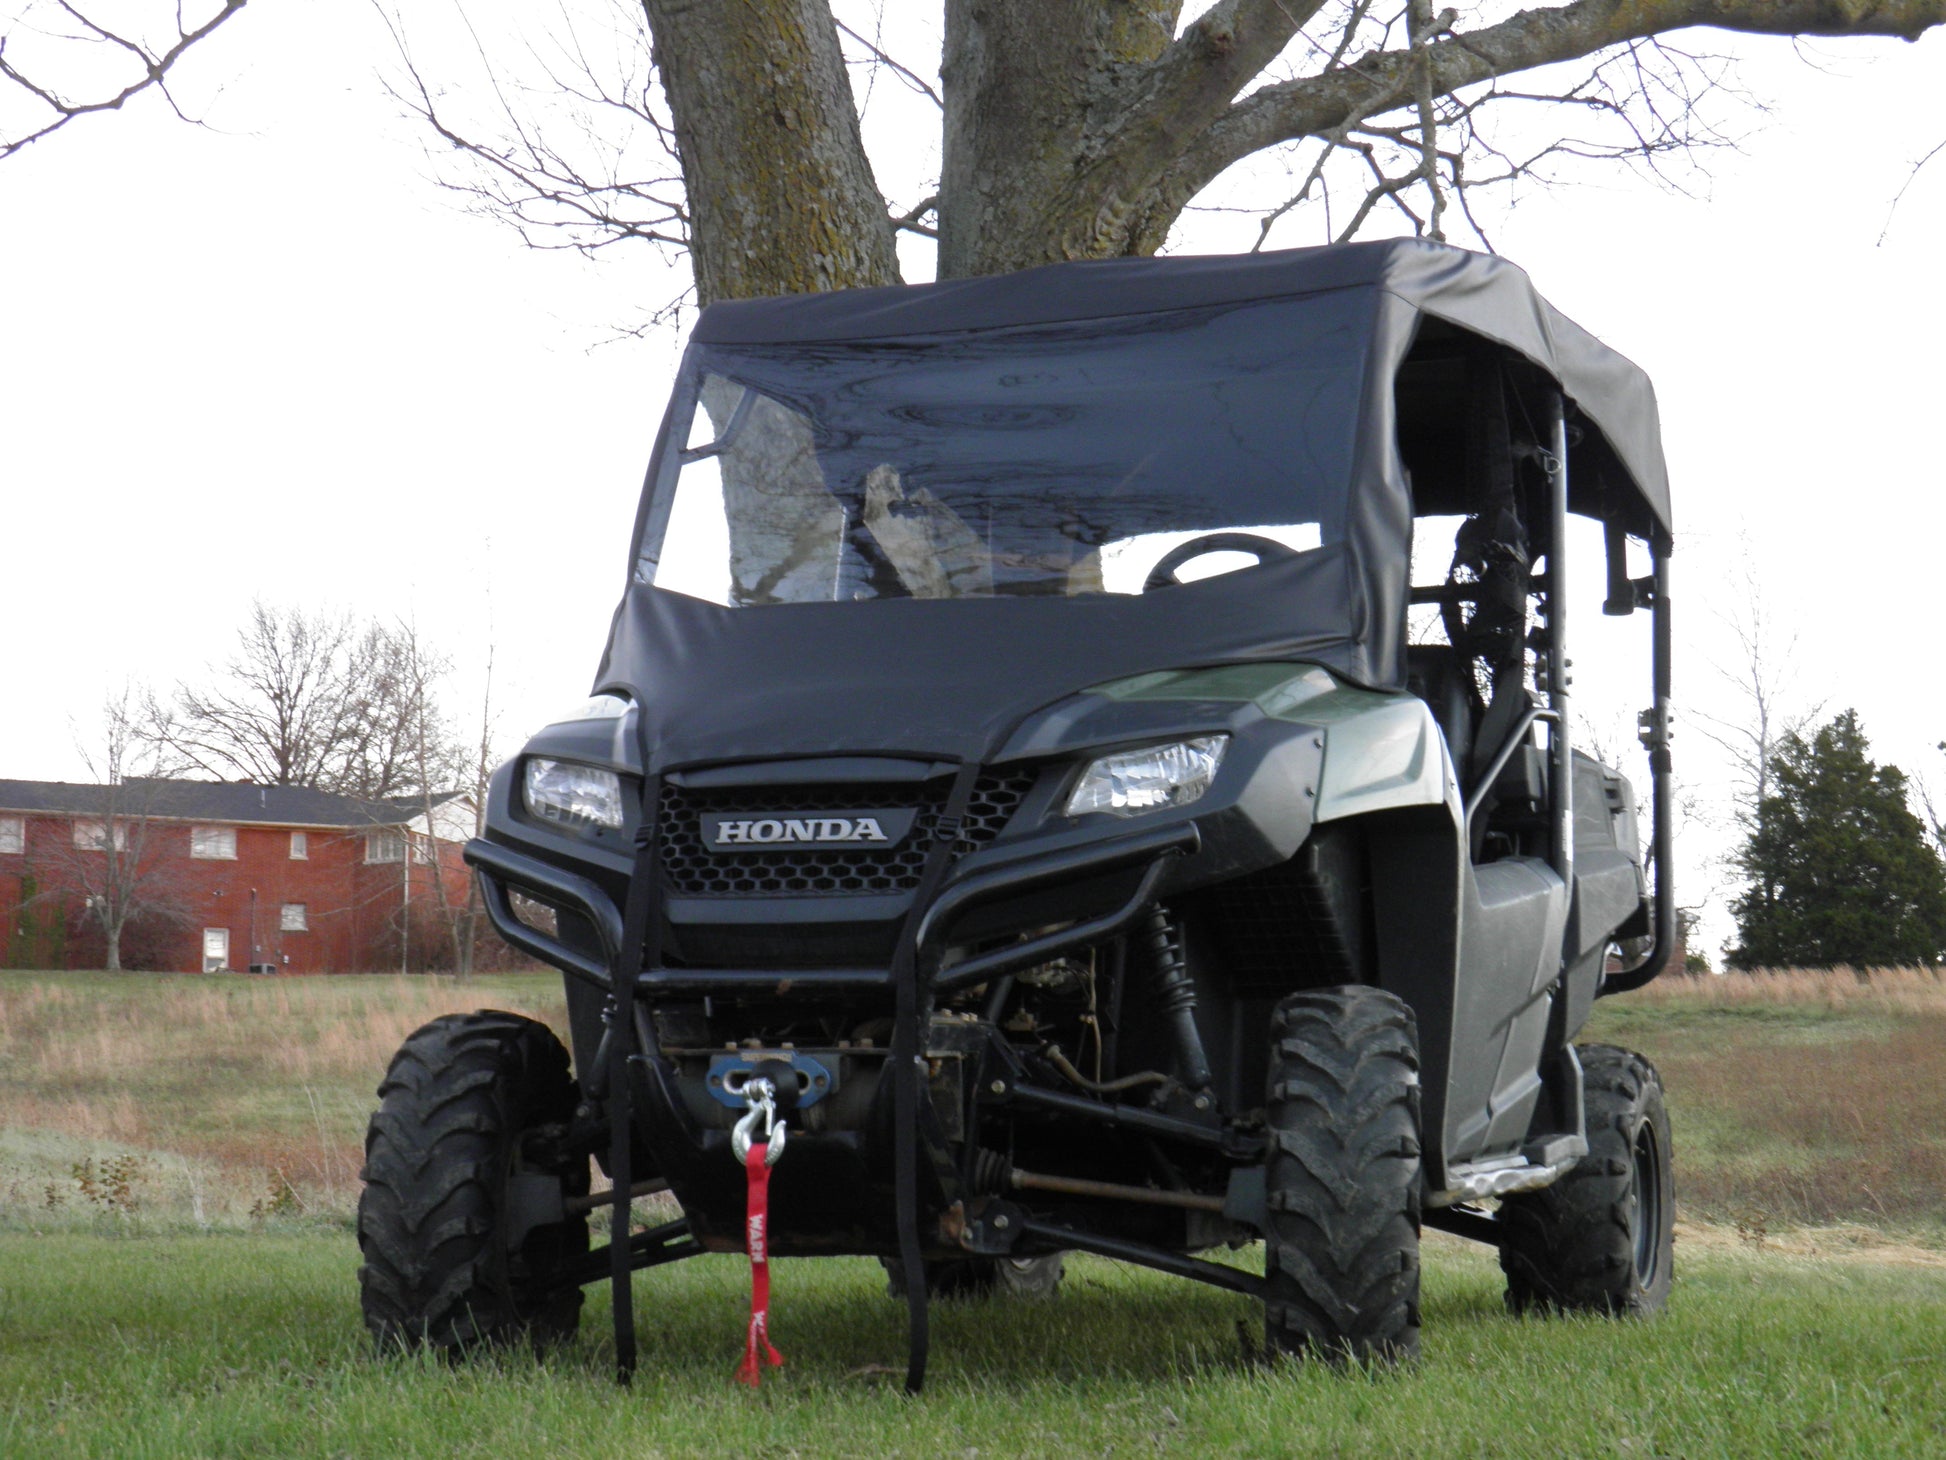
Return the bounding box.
[645,0,901,304]
[936,1,1168,277]
[937,1,1312,277]
[104,924,122,972]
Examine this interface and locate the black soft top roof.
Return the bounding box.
[693,238,1671,535]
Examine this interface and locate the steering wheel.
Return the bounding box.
[1141,532,1302,592]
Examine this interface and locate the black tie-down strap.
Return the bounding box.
[607,775,664,1386]
[889,762,982,1396]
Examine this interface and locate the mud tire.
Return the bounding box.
[357,1011,589,1353]
[1498,1043,1674,1315]
[1263,985,1422,1363]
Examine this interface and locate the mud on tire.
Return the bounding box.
[1263,985,1422,1363]
[1498,1043,1673,1316]
[357,1011,590,1353]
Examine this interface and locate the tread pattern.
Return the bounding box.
[357,1011,589,1353]
[1498,1043,1675,1315]
[1263,985,1422,1363]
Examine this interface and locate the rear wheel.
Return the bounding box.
[881,1253,1065,1300]
[357,1011,590,1353]
[1498,1043,1674,1315]
[1263,985,1422,1363]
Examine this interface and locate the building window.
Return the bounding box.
[280,903,308,933]
[290,831,308,860]
[72,819,127,851]
[365,829,405,863]
[190,826,238,860]
[0,816,22,855]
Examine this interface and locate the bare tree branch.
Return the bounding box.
[1877,134,1946,244]
[0,0,246,161]
[1154,0,1945,235]
[891,191,940,237]
[375,2,689,262]
[835,14,942,109]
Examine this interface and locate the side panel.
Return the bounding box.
[1451,857,1569,1159]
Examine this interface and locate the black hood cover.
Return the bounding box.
[600,550,1353,771]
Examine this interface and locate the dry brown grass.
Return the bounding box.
[7,965,1942,1239]
[0,971,568,1225]
[1631,964,1946,1014]
[1587,966,1946,1234]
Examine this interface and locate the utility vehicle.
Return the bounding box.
[358,239,1677,1387]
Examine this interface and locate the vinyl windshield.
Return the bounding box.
[638,292,1370,607]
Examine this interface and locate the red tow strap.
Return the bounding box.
[736,1140,784,1386]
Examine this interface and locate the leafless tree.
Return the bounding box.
[0,0,247,161]
[34,687,195,970]
[339,616,469,802]
[1692,552,1825,937]
[1916,741,1946,863]
[389,618,489,976]
[376,0,1946,316]
[453,637,502,976]
[157,600,466,801]
[158,601,360,790]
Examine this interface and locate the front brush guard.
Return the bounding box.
[467,800,1200,1393]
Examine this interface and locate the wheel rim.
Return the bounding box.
[1630,1120,1664,1287]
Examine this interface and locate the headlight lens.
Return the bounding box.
[524,758,625,831]
[1064,736,1227,818]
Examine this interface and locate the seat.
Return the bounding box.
[1403,644,1479,778]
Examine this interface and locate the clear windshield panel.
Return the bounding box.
[642,293,1370,606]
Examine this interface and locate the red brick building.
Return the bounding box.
[0,778,477,973]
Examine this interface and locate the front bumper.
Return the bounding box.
[465,816,1199,999]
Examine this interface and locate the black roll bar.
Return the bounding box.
[1601,543,1675,996]
[1544,393,1574,887]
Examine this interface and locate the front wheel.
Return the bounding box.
[1497,1043,1674,1315]
[1263,985,1422,1363]
[357,1011,590,1353]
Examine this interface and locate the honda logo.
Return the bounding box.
[700,808,918,852]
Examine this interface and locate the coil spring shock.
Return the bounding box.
[1143,905,1212,1091]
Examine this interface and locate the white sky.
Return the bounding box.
[3,4,1942,959]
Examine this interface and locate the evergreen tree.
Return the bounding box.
[1729,710,1946,969]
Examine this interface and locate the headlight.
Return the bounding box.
[1064,736,1227,818]
[524,758,625,830]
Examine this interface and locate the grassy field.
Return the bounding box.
[3,1232,1943,1457]
[2,967,1943,1455]
[1587,966,1946,1236]
[0,971,567,1227]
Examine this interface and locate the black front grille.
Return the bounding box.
[658,769,1037,897]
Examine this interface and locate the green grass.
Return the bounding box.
[2,1233,1942,1458]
